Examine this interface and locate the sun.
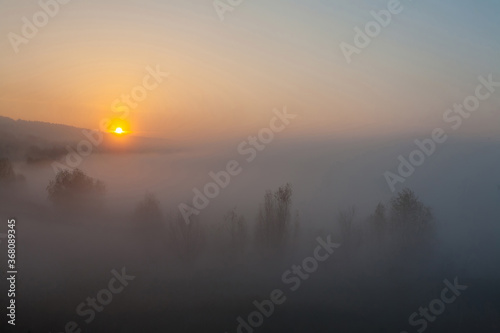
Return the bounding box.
[108,119,130,135]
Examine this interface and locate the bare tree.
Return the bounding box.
[223,208,247,255]
[132,193,166,264]
[338,206,356,244]
[0,158,15,183]
[0,158,24,187]
[167,214,205,263]
[390,188,433,249]
[371,202,387,242]
[133,192,164,231]
[46,168,105,210]
[255,183,294,251]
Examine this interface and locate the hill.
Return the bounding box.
[0,116,176,163]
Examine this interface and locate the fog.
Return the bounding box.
[1,0,499,331]
[1,133,499,332]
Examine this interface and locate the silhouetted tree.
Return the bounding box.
[255,183,294,251]
[132,193,166,263]
[364,202,390,275]
[0,158,24,187]
[337,206,362,260]
[46,168,105,209]
[371,202,387,242]
[133,193,164,230]
[167,214,205,263]
[338,206,356,244]
[0,158,15,183]
[223,208,247,255]
[390,188,433,249]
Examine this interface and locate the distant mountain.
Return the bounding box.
[0,116,176,163]
[0,116,88,142]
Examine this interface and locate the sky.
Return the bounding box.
[0,0,499,143]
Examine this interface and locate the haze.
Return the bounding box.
[0,1,499,332]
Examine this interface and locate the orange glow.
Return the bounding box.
[107,119,130,135]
